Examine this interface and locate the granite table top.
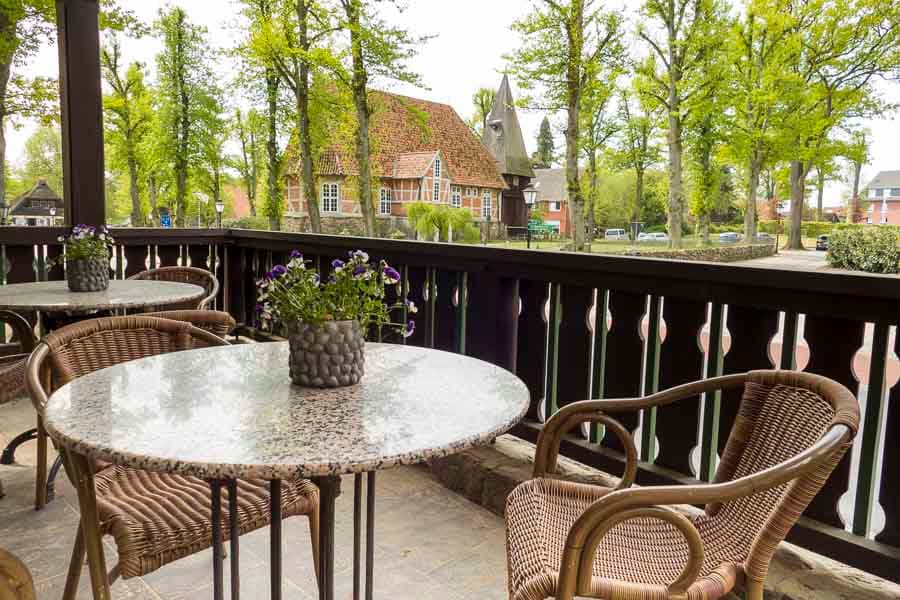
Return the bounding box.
[0,280,205,312]
[44,342,531,480]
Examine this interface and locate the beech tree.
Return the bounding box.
[232,108,265,217]
[101,38,152,225]
[843,128,869,223]
[509,0,624,251]
[468,87,496,136]
[614,88,661,229]
[580,76,621,247]
[637,0,727,247]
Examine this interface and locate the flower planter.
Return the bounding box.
[66,258,109,292]
[288,320,365,388]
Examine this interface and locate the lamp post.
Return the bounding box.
[0,202,9,226]
[49,206,57,226]
[215,200,225,229]
[524,186,537,249]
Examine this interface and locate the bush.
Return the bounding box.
[827,227,900,274]
[224,216,271,230]
[389,229,407,240]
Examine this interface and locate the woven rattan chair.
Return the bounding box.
[506,370,859,600]
[25,316,319,600]
[0,310,37,500]
[0,548,36,600]
[143,309,236,342]
[127,266,219,310]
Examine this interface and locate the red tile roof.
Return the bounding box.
[287,90,507,190]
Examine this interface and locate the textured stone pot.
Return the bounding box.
[66,258,109,292]
[288,320,365,388]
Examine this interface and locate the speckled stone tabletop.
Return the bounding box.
[0,280,205,312]
[44,343,531,480]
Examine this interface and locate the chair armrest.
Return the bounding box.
[0,310,36,354]
[534,374,748,484]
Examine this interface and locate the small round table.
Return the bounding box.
[0,279,206,505]
[44,342,530,600]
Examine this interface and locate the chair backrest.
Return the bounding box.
[127,266,219,310]
[0,310,37,405]
[709,370,859,580]
[143,309,236,344]
[0,310,36,357]
[0,548,35,600]
[25,316,228,413]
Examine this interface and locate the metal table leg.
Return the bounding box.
[312,475,341,600]
[0,428,37,465]
[210,480,224,600]
[271,479,282,600]
[46,455,64,501]
[229,479,240,600]
[352,472,376,600]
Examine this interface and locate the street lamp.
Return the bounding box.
[49,206,57,226]
[214,200,225,229]
[524,186,537,249]
[0,202,9,226]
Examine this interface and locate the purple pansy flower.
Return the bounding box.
[352,264,368,278]
[383,266,401,283]
[402,320,416,338]
[405,299,418,314]
[270,264,287,278]
[290,250,303,259]
[332,259,345,270]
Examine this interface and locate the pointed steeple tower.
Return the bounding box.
[482,75,535,179]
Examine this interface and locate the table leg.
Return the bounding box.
[229,479,240,600]
[353,474,362,600]
[270,479,282,600]
[352,472,377,600]
[46,454,65,502]
[312,475,340,600]
[210,480,224,600]
[64,450,111,600]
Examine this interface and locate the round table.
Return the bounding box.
[0,279,205,313]
[44,342,530,600]
[0,279,206,506]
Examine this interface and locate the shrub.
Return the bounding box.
[827,227,900,274]
[388,230,407,240]
[224,216,271,230]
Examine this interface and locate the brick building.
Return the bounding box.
[531,168,571,234]
[283,90,508,229]
[865,171,900,225]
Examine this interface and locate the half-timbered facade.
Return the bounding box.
[283,91,507,224]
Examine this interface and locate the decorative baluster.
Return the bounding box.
[516,280,548,421]
[543,283,562,421]
[454,272,467,354]
[699,302,726,482]
[588,289,610,443]
[639,295,663,462]
[555,284,593,422]
[602,290,644,450]
[876,327,900,546]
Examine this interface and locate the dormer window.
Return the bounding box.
[434,156,442,179]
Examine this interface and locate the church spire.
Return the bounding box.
[482,75,535,179]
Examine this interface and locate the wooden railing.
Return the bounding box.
[2,225,899,582]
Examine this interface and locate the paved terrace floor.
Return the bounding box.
[0,396,508,600]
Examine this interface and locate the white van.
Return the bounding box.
[604,228,628,240]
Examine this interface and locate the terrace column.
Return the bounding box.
[56,0,106,226]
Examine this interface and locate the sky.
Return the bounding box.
[8,0,900,208]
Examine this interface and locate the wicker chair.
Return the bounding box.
[25,316,319,600]
[143,309,236,342]
[0,311,37,500]
[506,371,859,600]
[127,266,219,310]
[0,548,36,600]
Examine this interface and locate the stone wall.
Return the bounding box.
[429,435,900,600]
[623,243,776,262]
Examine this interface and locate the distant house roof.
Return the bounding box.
[10,180,64,217]
[533,168,568,203]
[287,90,506,190]
[868,171,900,188]
[482,75,535,179]
[226,183,251,219]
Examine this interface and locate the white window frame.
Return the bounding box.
[434,156,442,179]
[379,188,392,215]
[321,182,339,214]
[549,201,561,212]
[451,186,462,208]
[482,190,492,219]
[433,181,441,202]
[466,187,475,197]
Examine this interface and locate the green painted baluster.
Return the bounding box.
[35,246,47,282]
[589,289,609,443]
[699,302,726,481]
[853,321,890,537]
[640,295,662,462]
[544,283,562,421]
[425,268,437,348]
[455,272,467,354]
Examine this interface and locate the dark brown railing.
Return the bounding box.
[2,225,898,582]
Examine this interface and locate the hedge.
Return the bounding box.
[827,227,900,274]
[623,243,775,263]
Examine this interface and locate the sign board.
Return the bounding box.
[160,213,172,228]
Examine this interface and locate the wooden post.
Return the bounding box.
[56,0,106,226]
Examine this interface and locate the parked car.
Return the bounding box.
[816,235,829,251]
[639,232,668,243]
[718,232,741,243]
[755,232,775,242]
[604,228,628,241]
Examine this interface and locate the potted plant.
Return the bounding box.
[257,250,416,388]
[56,225,115,292]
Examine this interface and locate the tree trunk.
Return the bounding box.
[816,167,825,222]
[266,67,281,231]
[149,175,158,222]
[175,20,189,228]
[296,0,320,234]
[745,158,759,240]
[849,161,861,223]
[700,214,710,244]
[586,151,597,251]
[633,168,644,227]
[0,113,6,213]
[127,149,141,226]
[346,0,375,237]
[666,112,683,248]
[788,160,806,250]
